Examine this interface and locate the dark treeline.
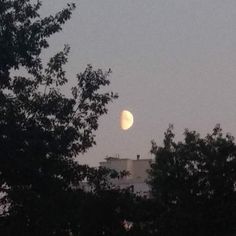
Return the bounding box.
[0,1,235,235]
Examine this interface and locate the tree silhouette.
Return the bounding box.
[0,1,118,235]
[149,125,236,236]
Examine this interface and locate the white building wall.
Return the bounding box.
[100,158,134,179]
[132,159,151,181]
[100,156,152,197]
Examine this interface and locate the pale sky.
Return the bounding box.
[41,0,236,166]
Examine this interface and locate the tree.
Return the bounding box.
[148,125,236,236]
[0,1,118,235]
[79,166,153,236]
[78,168,134,236]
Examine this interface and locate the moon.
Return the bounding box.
[120,110,134,130]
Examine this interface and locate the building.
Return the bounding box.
[99,155,152,197]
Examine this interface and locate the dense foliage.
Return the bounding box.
[0,1,121,235]
[149,125,236,236]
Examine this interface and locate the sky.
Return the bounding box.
[41,0,236,166]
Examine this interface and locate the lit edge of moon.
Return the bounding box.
[120,110,134,130]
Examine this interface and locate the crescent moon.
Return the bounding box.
[120,110,134,130]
